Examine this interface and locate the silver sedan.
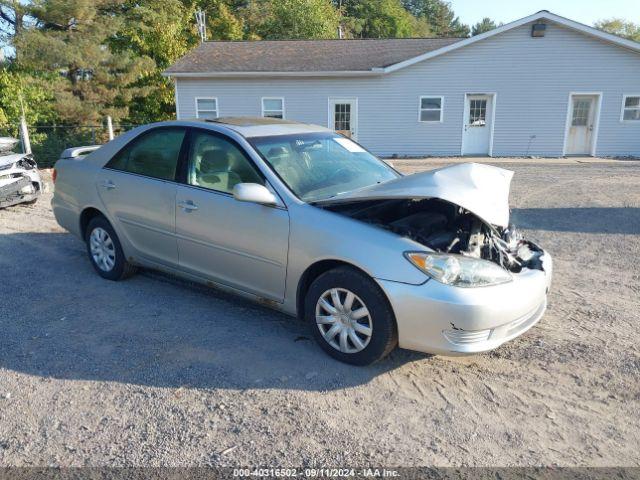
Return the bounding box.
[52,118,552,365]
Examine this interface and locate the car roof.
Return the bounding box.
[156,117,333,138]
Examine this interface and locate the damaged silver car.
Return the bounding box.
[0,137,43,209]
[52,118,552,365]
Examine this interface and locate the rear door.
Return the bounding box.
[175,129,289,301]
[96,127,187,267]
[566,95,597,155]
[328,98,358,140]
[462,94,493,155]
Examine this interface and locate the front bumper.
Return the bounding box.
[0,170,42,208]
[376,252,552,356]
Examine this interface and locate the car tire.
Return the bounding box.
[305,266,398,365]
[85,215,137,281]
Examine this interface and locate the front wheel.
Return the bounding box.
[305,266,398,365]
[85,216,137,281]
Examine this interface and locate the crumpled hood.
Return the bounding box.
[318,162,514,228]
[0,153,29,168]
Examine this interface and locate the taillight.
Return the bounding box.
[52,168,57,184]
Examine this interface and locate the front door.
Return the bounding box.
[566,95,597,155]
[462,94,493,155]
[175,129,289,301]
[329,98,358,139]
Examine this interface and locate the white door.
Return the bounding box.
[328,98,358,140]
[566,95,597,155]
[462,94,493,155]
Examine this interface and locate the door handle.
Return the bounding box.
[100,180,116,190]
[177,200,198,212]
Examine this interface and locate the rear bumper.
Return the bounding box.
[52,193,82,238]
[376,252,552,356]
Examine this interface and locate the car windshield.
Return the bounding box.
[249,133,399,202]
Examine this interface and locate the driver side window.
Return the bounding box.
[187,131,263,194]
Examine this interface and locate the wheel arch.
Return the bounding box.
[79,206,107,239]
[296,259,383,320]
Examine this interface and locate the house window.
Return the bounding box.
[262,97,285,119]
[419,96,443,122]
[196,98,218,119]
[469,99,488,126]
[622,95,640,121]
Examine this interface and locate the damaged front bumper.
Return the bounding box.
[376,251,553,356]
[0,155,43,209]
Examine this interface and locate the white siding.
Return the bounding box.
[175,21,640,157]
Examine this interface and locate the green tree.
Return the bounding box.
[82,0,244,124]
[115,0,196,69]
[245,0,341,39]
[0,66,56,127]
[0,66,62,162]
[113,0,199,123]
[594,18,640,42]
[471,17,498,36]
[402,0,469,37]
[13,0,154,124]
[340,0,422,38]
[201,0,244,40]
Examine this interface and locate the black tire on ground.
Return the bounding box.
[304,266,398,366]
[85,215,137,281]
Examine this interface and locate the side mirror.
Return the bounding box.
[232,183,278,206]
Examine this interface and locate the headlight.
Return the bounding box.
[405,252,512,287]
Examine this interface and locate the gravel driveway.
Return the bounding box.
[0,160,639,467]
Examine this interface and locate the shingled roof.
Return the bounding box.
[165,12,640,78]
[164,38,464,75]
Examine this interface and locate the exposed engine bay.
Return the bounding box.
[323,198,544,273]
[0,138,43,209]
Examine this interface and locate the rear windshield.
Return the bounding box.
[249,133,398,202]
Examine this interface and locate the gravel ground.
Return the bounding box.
[0,160,639,467]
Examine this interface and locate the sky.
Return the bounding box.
[450,0,640,27]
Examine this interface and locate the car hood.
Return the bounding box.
[317,162,514,228]
[0,153,29,168]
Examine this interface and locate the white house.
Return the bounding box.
[165,11,640,158]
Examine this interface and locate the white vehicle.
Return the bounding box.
[0,137,19,151]
[0,138,43,209]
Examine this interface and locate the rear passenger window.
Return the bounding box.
[106,128,186,181]
[187,131,263,194]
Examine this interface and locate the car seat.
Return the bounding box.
[197,148,230,191]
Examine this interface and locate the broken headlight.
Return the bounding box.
[405,252,513,287]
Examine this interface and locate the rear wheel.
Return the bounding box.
[85,216,137,281]
[305,266,397,365]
